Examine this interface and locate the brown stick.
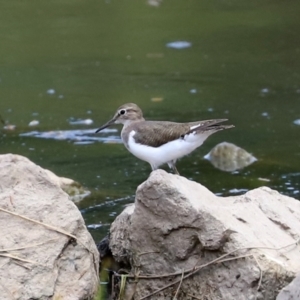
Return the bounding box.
[187,294,202,300]
[139,255,250,300]
[253,255,263,300]
[0,253,47,267]
[138,237,299,300]
[123,239,299,280]
[173,269,184,300]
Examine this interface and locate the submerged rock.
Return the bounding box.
[0,154,99,300]
[204,141,257,172]
[44,169,90,202]
[108,170,300,300]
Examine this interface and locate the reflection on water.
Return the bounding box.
[1,0,300,241]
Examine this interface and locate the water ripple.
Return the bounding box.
[20,128,121,144]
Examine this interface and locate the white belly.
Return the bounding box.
[125,130,211,168]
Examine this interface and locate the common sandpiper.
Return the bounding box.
[95,103,234,175]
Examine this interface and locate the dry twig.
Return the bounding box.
[253,255,263,300]
[135,238,299,300]
[187,293,202,300]
[173,269,184,300]
[139,255,250,300]
[0,207,77,240]
[0,253,46,267]
[118,239,299,282]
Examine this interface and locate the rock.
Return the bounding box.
[277,273,300,300]
[204,142,257,172]
[0,154,99,300]
[44,169,90,202]
[109,170,300,300]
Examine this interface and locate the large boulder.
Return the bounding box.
[277,273,300,300]
[109,170,300,300]
[0,154,99,300]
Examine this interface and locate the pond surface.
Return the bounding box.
[1,0,300,242]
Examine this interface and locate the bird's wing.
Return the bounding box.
[131,120,232,148]
[185,119,233,134]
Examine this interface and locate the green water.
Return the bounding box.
[1,0,300,242]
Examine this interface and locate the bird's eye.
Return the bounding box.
[119,109,126,115]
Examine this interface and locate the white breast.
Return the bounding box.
[124,130,212,169]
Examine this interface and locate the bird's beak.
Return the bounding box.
[95,116,117,133]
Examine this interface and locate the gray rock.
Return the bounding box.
[110,170,300,300]
[277,273,300,300]
[0,154,99,300]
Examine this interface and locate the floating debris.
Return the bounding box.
[166,41,192,49]
[68,118,93,125]
[28,120,40,127]
[46,89,56,95]
[260,88,269,94]
[190,89,197,94]
[87,224,105,229]
[258,177,271,182]
[20,128,121,144]
[146,53,164,58]
[293,119,300,125]
[1,114,16,130]
[147,0,163,6]
[151,97,164,102]
[204,142,257,172]
[3,124,16,131]
[261,112,269,118]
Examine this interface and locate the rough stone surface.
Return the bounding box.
[277,273,300,300]
[110,170,300,300]
[0,154,99,300]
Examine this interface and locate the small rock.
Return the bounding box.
[204,142,257,172]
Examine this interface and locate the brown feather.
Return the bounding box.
[123,120,233,148]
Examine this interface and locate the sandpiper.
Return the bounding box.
[95,103,234,174]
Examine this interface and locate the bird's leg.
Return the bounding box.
[172,165,180,175]
[168,161,180,175]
